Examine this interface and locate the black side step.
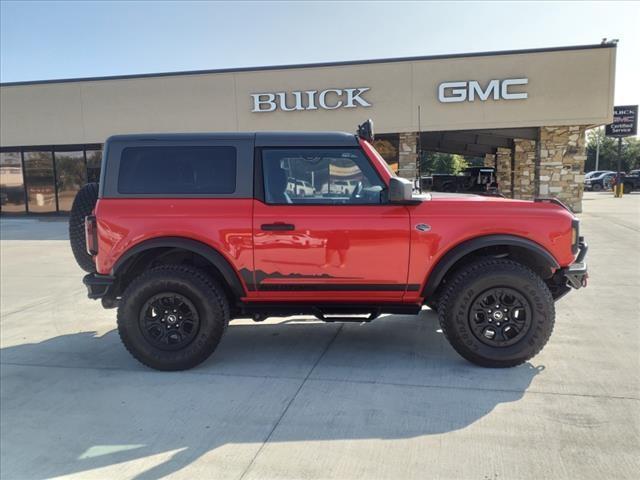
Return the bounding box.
[238,303,421,322]
[313,308,381,323]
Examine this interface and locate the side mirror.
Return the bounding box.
[388,177,413,203]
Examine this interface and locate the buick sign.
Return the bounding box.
[251,87,371,112]
[438,78,528,103]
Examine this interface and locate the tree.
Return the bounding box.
[419,152,472,175]
[586,128,640,172]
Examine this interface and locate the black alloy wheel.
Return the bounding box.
[139,293,200,350]
[468,287,532,347]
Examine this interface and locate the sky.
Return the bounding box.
[0,0,638,105]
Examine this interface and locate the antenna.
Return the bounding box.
[417,105,422,193]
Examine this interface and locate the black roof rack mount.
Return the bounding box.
[357,119,374,142]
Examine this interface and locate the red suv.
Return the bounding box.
[70,121,588,371]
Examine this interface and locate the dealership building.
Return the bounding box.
[0,43,616,214]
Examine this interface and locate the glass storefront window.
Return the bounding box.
[0,152,26,213]
[54,151,86,212]
[23,151,56,213]
[86,150,102,184]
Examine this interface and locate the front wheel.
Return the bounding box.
[117,265,229,371]
[592,183,603,191]
[438,258,555,368]
[623,183,633,194]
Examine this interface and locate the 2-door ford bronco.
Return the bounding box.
[71,120,588,371]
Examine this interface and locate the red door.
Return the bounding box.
[250,146,412,302]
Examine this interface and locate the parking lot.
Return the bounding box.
[1,191,638,480]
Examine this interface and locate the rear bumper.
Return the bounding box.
[83,273,114,299]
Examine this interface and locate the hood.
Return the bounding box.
[412,191,576,218]
[421,192,530,203]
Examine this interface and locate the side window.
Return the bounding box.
[118,146,236,195]
[262,148,385,205]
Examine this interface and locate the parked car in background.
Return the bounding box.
[287,178,315,197]
[423,167,496,193]
[620,170,640,193]
[585,171,616,191]
[330,179,359,195]
[584,170,614,180]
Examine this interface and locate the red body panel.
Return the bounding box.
[403,194,575,302]
[93,139,576,306]
[94,198,255,296]
[252,201,411,302]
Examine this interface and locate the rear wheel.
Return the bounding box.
[117,265,229,371]
[68,183,99,272]
[623,183,632,194]
[438,258,554,368]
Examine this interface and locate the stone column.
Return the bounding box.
[495,147,512,197]
[513,139,536,199]
[398,132,419,180]
[484,153,496,168]
[539,126,587,213]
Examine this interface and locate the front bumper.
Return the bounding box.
[83,273,114,299]
[565,238,588,289]
[548,238,588,300]
[553,238,588,300]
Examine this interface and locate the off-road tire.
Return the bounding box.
[68,182,99,272]
[425,297,439,312]
[438,257,555,368]
[117,265,229,371]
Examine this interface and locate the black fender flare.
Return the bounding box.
[112,237,246,298]
[422,234,560,299]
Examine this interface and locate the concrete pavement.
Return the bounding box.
[1,192,639,479]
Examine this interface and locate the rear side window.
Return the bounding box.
[118,146,236,194]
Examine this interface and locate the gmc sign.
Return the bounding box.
[438,78,528,103]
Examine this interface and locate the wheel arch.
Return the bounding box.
[422,234,560,300]
[111,237,246,300]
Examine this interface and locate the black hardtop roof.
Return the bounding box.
[105,131,358,147]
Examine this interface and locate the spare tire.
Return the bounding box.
[69,183,99,272]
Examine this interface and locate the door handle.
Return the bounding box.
[261,223,295,231]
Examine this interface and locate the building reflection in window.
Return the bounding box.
[54,150,86,212]
[0,151,26,213]
[86,150,102,184]
[23,151,56,213]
